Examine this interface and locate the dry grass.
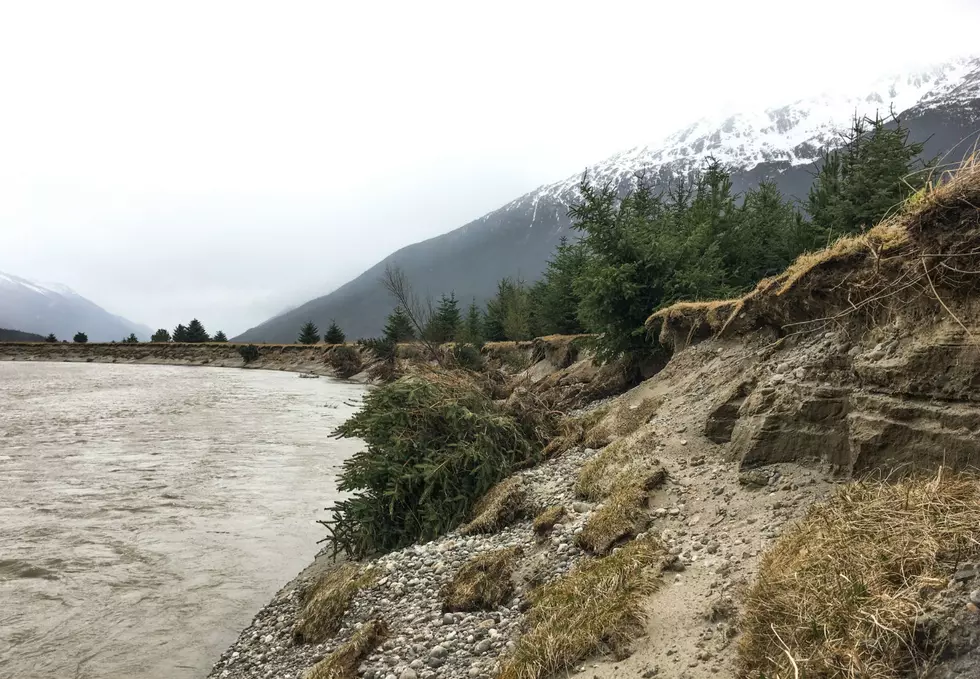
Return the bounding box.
[303,618,387,679]
[460,477,528,535]
[442,546,522,612]
[532,505,566,536]
[497,537,664,679]
[542,405,612,458]
[576,427,660,500]
[738,470,980,679]
[293,564,379,644]
[577,467,667,554]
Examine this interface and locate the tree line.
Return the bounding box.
[371,113,928,367]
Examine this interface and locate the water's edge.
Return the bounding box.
[0,342,373,382]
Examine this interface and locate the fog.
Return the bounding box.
[2,0,977,335]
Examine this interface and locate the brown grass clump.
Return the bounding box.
[460,477,528,535]
[542,405,611,458]
[575,427,660,501]
[303,618,387,679]
[577,467,667,554]
[738,470,980,679]
[532,505,566,536]
[442,546,522,612]
[497,537,664,679]
[293,564,379,644]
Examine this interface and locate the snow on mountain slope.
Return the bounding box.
[238,55,980,342]
[0,270,151,341]
[513,55,980,210]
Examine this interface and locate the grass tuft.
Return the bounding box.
[461,476,528,535]
[577,467,666,554]
[303,618,387,679]
[575,427,660,501]
[442,546,522,612]
[293,564,378,644]
[738,470,980,679]
[532,505,566,536]
[498,537,664,679]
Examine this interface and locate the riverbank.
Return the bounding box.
[0,342,373,380]
[209,163,980,679]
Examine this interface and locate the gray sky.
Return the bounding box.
[2,0,978,336]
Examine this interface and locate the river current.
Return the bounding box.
[0,362,367,679]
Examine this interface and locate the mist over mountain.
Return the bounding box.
[0,271,152,342]
[235,57,980,343]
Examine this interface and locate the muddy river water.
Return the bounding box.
[0,362,367,679]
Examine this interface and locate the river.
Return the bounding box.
[0,362,367,679]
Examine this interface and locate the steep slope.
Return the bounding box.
[0,271,152,342]
[236,56,980,343]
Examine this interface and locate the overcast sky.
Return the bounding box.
[1,1,978,336]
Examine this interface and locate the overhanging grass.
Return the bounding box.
[442,546,521,612]
[293,564,378,644]
[303,619,387,679]
[738,471,980,679]
[498,537,663,679]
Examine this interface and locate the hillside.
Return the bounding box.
[211,160,980,679]
[235,56,980,343]
[0,271,152,342]
[0,327,46,342]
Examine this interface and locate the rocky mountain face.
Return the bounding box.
[235,57,980,343]
[0,271,152,342]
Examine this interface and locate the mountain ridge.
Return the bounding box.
[235,55,980,343]
[0,270,152,342]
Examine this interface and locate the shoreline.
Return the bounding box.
[0,342,372,381]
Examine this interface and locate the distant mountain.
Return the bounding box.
[236,57,980,343]
[0,271,152,342]
[0,327,46,342]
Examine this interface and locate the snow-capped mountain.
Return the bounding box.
[0,270,152,342]
[236,56,980,342]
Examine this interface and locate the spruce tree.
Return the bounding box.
[212,331,228,342]
[383,307,415,343]
[45,333,57,343]
[172,324,189,342]
[484,278,532,341]
[185,319,210,343]
[298,320,320,344]
[73,331,88,343]
[425,293,461,343]
[122,333,139,343]
[458,301,484,345]
[324,321,346,344]
[151,328,171,343]
[807,112,927,235]
[532,237,587,336]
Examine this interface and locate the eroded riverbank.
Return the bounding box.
[0,362,368,679]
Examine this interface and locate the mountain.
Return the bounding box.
[236,57,980,343]
[0,271,152,342]
[0,328,46,342]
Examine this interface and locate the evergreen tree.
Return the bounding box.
[45,333,57,343]
[172,324,189,342]
[383,307,415,343]
[121,333,138,343]
[807,112,927,236]
[531,237,587,336]
[425,293,461,343]
[298,320,320,344]
[151,328,171,343]
[484,278,533,341]
[185,319,210,343]
[457,301,484,345]
[212,330,228,342]
[73,332,88,343]
[324,321,346,344]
